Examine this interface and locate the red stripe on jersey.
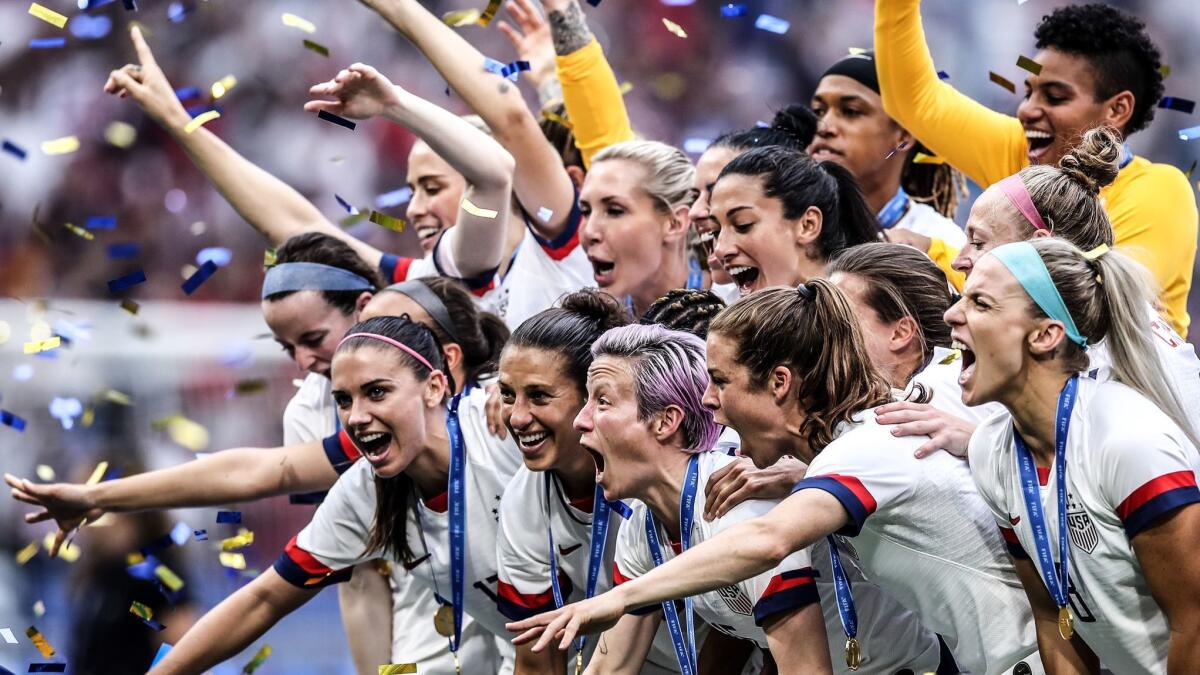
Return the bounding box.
[999,527,1020,544]
[392,256,415,283]
[284,535,335,576]
[497,580,556,609]
[612,562,634,585]
[1037,467,1050,486]
[761,569,815,596]
[470,278,495,298]
[424,491,449,513]
[338,429,362,462]
[826,474,878,514]
[1118,471,1199,521]
[540,228,580,261]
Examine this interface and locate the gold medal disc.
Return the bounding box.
[1057,606,1074,640]
[574,650,583,675]
[844,637,861,671]
[434,604,456,638]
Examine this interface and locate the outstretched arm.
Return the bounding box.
[149,568,317,675]
[306,63,514,277]
[6,440,336,553]
[104,26,384,267]
[874,0,1027,187]
[361,0,577,241]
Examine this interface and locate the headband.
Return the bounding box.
[997,174,1050,233]
[382,280,460,344]
[261,262,374,300]
[820,51,879,94]
[989,242,1088,349]
[336,332,438,372]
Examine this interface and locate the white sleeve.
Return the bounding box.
[722,501,820,627]
[496,482,560,621]
[611,505,662,616]
[282,386,324,446]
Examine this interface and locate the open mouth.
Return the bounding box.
[515,429,550,455]
[809,145,842,162]
[1024,129,1054,163]
[951,339,977,386]
[589,257,616,287]
[582,441,606,481]
[727,265,761,295]
[352,430,393,461]
[415,223,442,247]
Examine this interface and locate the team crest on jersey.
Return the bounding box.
[716,585,753,616]
[1066,492,1098,554]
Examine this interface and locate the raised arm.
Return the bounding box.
[509,489,848,652]
[306,63,515,277]
[149,568,317,675]
[361,0,577,241]
[5,440,337,553]
[874,0,1027,187]
[103,27,383,267]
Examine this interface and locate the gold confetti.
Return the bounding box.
[848,47,868,55]
[153,414,210,451]
[120,299,140,315]
[369,210,406,232]
[35,465,55,481]
[619,82,633,95]
[41,136,80,155]
[263,248,277,268]
[235,379,267,396]
[44,534,80,563]
[32,600,45,618]
[210,75,237,100]
[24,336,60,354]
[104,121,138,149]
[989,71,1016,94]
[25,626,55,658]
[379,666,417,674]
[127,552,145,566]
[478,0,502,25]
[155,564,185,592]
[28,2,67,29]
[281,12,316,33]
[86,461,109,486]
[81,405,95,427]
[63,222,94,240]
[303,39,329,57]
[129,601,154,621]
[102,389,132,405]
[913,152,946,164]
[662,18,688,38]
[242,644,272,674]
[221,528,254,551]
[460,198,498,219]
[442,8,480,26]
[16,541,39,565]
[340,211,368,227]
[219,552,247,570]
[1016,55,1042,75]
[1158,65,1171,78]
[542,109,573,129]
[184,109,220,134]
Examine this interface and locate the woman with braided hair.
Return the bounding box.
[640,289,727,339]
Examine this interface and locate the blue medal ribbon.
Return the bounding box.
[547,481,614,662]
[1013,375,1077,619]
[1118,143,1133,170]
[826,537,858,647]
[644,454,700,675]
[446,391,468,654]
[686,259,704,290]
[876,188,909,230]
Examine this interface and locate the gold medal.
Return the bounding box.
[574,650,583,675]
[1057,606,1073,640]
[844,637,861,671]
[434,604,456,638]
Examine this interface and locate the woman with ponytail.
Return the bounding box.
[510,282,1042,675]
[952,237,1200,672]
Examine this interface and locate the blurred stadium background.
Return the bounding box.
[1,0,1197,672]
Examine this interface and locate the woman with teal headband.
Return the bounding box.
[949,237,1200,671]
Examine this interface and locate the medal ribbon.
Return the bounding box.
[876,187,909,230]
[644,454,700,675]
[1013,375,1077,618]
[446,391,468,654]
[1118,143,1133,170]
[826,537,858,646]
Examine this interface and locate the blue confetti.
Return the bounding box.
[151,644,172,667]
[375,187,413,209]
[12,364,34,381]
[317,110,356,130]
[107,242,140,259]
[80,0,117,9]
[69,13,112,39]
[87,215,117,229]
[128,555,161,580]
[196,247,232,267]
[29,38,67,49]
[216,510,242,524]
[167,1,190,22]
[174,86,201,101]
[1159,97,1196,114]
[720,3,746,17]
[1,410,26,431]
[28,665,66,673]
[170,521,193,546]
[683,138,711,154]
[754,14,789,34]
[1178,125,1200,141]
[49,397,83,430]
[335,194,359,214]
[123,0,138,9]
[2,140,27,160]
[586,0,600,6]
[181,260,219,295]
[483,57,531,82]
[937,70,950,80]
[107,269,147,293]
[193,529,208,541]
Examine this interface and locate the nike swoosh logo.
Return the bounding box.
[1009,515,1021,526]
[401,554,431,571]
[558,544,583,556]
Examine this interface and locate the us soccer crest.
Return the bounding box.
[1066,492,1098,554]
[716,585,753,616]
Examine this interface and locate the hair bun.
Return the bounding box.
[1058,126,1121,195]
[559,289,629,331]
[770,104,818,149]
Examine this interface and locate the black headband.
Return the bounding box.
[821,51,879,95]
[381,280,461,345]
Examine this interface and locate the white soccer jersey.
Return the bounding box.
[485,210,593,331]
[614,452,940,673]
[282,373,336,446]
[274,388,524,662]
[897,201,966,249]
[791,411,1043,675]
[1086,303,1200,427]
[970,378,1200,674]
[496,468,684,674]
[907,347,1005,424]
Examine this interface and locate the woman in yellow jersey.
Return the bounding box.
[874,0,1197,336]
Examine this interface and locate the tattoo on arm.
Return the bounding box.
[548,1,592,56]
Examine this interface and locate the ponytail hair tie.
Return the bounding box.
[1082,244,1110,261]
[796,283,815,300]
